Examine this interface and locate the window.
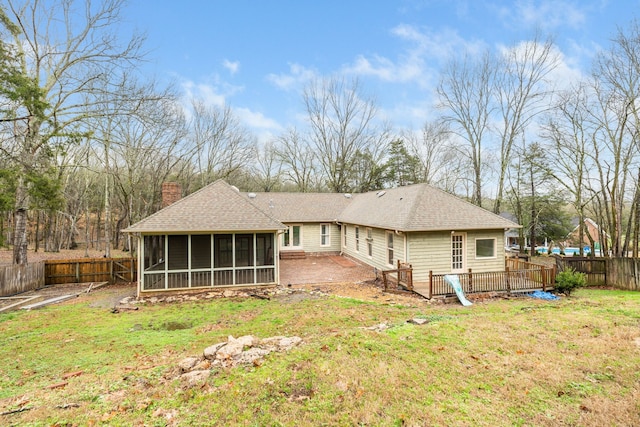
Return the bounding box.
[366,228,373,257]
[282,225,302,248]
[451,233,465,271]
[386,231,394,265]
[167,235,188,270]
[476,238,496,258]
[214,234,233,268]
[320,224,330,247]
[343,225,347,247]
[191,235,211,268]
[355,226,360,252]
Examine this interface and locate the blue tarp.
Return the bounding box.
[529,290,559,300]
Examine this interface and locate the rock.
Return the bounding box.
[223,290,237,298]
[233,347,271,365]
[203,342,227,360]
[177,356,201,373]
[180,370,211,387]
[407,318,430,325]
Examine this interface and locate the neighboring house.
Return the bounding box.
[564,218,606,250]
[125,180,520,295]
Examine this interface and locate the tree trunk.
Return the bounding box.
[12,177,29,265]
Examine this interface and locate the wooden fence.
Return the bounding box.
[382,261,413,292]
[0,262,46,297]
[44,258,137,285]
[554,256,606,286]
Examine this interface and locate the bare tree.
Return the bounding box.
[542,83,596,255]
[493,35,559,214]
[189,100,255,189]
[274,127,318,192]
[303,76,389,193]
[0,0,145,263]
[587,22,640,257]
[437,51,495,207]
[250,141,283,192]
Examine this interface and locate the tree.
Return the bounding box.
[492,35,559,214]
[0,0,145,264]
[384,139,420,187]
[303,76,390,193]
[189,99,255,189]
[542,83,596,255]
[437,51,495,207]
[274,127,319,192]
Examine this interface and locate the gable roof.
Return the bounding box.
[246,192,352,222]
[124,180,286,233]
[338,183,519,232]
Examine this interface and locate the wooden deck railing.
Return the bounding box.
[421,262,556,299]
[382,261,413,291]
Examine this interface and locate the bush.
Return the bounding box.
[555,267,587,296]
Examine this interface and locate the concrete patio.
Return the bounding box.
[279,255,376,286]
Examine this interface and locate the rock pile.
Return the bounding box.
[174,335,303,387]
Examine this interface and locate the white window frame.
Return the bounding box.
[451,232,466,273]
[386,231,394,266]
[366,228,373,258]
[343,225,347,247]
[320,223,330,247]
[475,237,497,259]
[282,224,303,249]
[355,226,360,252]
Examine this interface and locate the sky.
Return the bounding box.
[122,0,638,142]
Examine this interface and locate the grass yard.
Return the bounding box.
[1,287,639,426]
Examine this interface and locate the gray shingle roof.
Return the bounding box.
[246,192,352,222]
[124,180,286,233]
[125,180,520,234]
[338,183,520,232]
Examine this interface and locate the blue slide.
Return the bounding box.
[444,275,473,306]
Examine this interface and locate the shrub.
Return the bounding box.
[555,267,587,296]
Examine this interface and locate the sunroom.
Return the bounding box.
[124,180,287,296]
[140,232,277,291]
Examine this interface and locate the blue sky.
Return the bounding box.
[123,0,637,141]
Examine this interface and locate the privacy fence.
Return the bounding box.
[555,256,640,291]
[0,257,137,297]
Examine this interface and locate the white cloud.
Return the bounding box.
[223,59,240,75]
[266,63,318,91]
[235,107,282,131]
[501,0,588,31]
[341,24,487,89]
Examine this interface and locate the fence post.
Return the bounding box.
[468,268,473,293]
[541,266,546,292]
[505,266,511,294]
[429,270,433,299]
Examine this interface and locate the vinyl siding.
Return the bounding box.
[279,223,341,253]
[342,224,405,272]
[407,229,506,281]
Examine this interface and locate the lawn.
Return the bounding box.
[1,287,639,426]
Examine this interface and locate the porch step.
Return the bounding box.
[280,250,306,260]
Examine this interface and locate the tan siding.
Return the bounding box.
[296,223,341,253]
[407,230,506,281]
[342,224,405,272]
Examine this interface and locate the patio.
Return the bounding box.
[279,255,376,286]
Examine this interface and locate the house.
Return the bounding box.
[124,180,520,295]
[564,217,606,253]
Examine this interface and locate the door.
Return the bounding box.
[451,233,466,273]
[282,224,302,250]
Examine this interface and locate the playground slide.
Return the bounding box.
[443,275,473,306]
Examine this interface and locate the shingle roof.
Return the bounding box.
[338,183,520,232]
[124,180,286,233]
[246,192,352,222]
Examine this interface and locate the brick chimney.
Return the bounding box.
[162,182,182,208]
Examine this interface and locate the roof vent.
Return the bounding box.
[376,190,386,198]
[344,193,352,199]
[248,192,256,199]
[230,185,240,192]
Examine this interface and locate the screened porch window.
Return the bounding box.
[142,233,276,291]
